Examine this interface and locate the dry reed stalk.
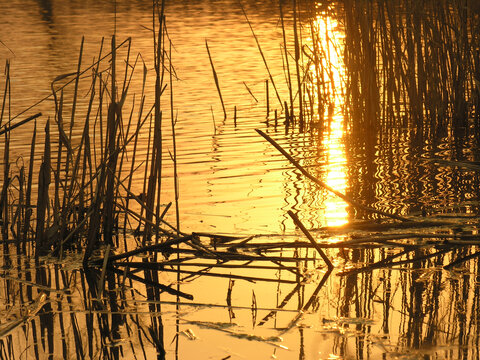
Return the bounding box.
[23,122,36,256]
[114,41,134,210]
[287,210,333,270]
[139,261,300,271]
[53,91,64,254]
[0,60,10,128]
[309,19,324,120]
[80,71,97,218]
[143,18,165,246]
[143,3,167,346]
[83,169,106,265]
[54,40,85,250]
[243,81,258,103]
[13,166,25,261]
[266,79,269,117]
[124,62,147,235]
[170,41,180,237]
[279,1,294,116]
[205,40,227,120]
[169,40,182,354]
[1,132,10,266]
[70,37,84,132]
[342,247,452,276]
[444,250,480,270]
[0,98,8,234]
[97,244,111,297]
[35,120,51,260]
[103,35,120,247]
[241,3,283,110]
[292,0,304,130]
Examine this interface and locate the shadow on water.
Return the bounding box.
[37,0,53,24]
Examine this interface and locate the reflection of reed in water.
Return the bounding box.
[339,0,480,216]
[331,247,478,356]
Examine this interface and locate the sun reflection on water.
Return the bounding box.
[310,12,348,228]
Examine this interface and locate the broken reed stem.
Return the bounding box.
[205,40,227,120]
[256,129,410,222]
[123,61,147,235]
[288,210,333,270]
[258,282,303,326]
[0,112,41,136]
[1,134,10,266]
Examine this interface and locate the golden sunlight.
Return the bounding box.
[312,13,348,227]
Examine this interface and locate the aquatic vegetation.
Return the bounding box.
[1,0,480,359]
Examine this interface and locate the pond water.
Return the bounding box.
[2,0,480,359]
[2,0,349,235]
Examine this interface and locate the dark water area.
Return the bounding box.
[1,0,480,359]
